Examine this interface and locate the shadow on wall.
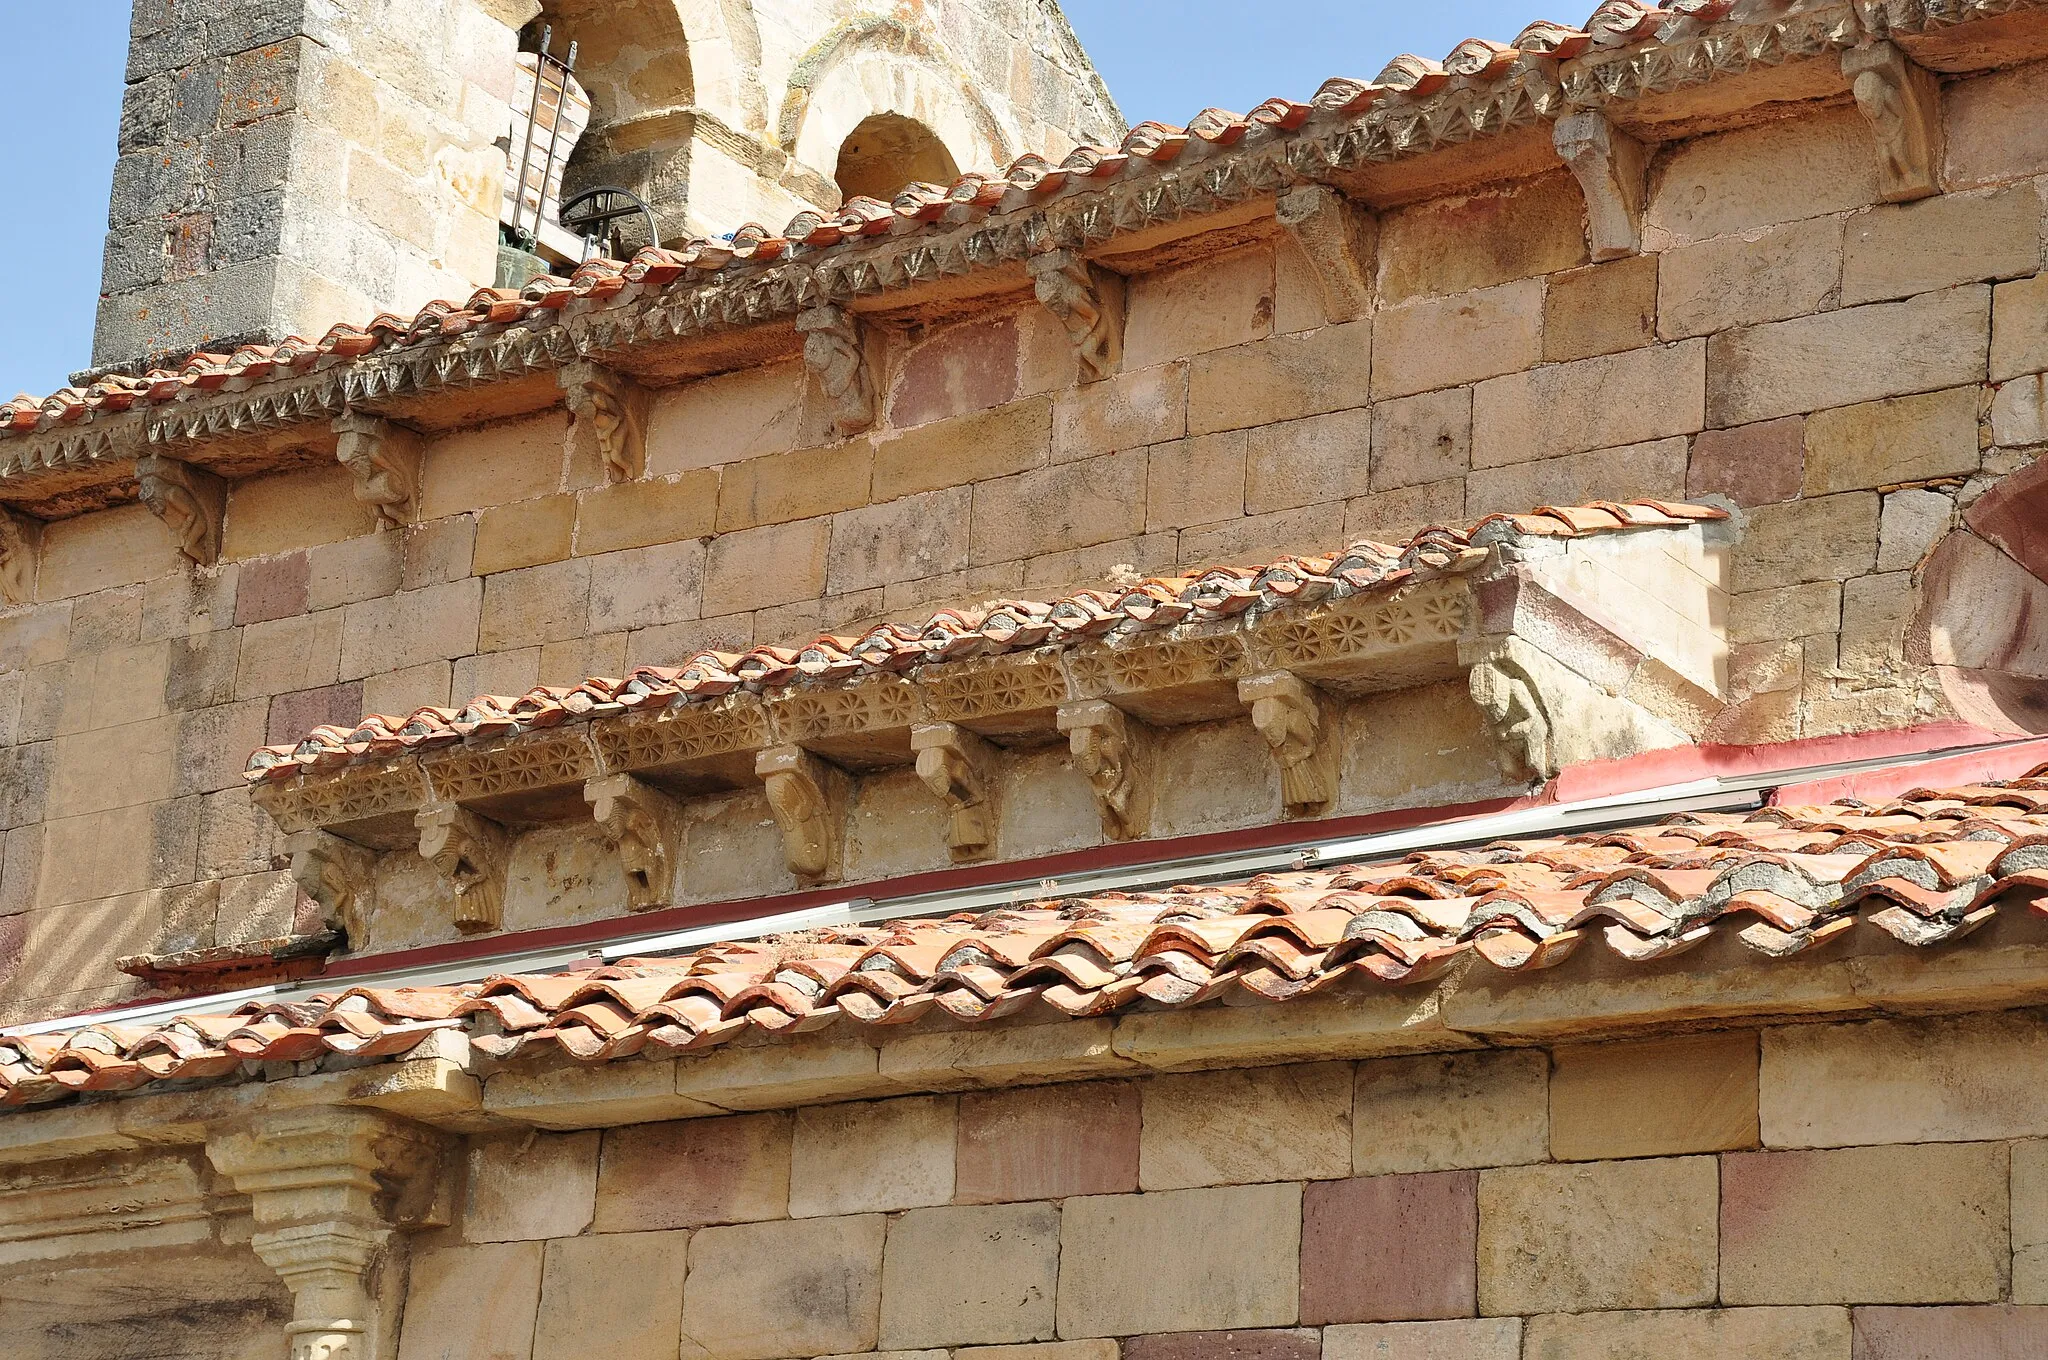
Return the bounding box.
[1910,454,2048,732]
[836,113,960,202]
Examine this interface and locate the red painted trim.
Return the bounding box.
[310,721,2039,983]
[1772,734,2048,807]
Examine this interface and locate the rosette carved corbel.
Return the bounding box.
[1275,185,1377,323]
[1844,41,1942,203]
[559,361,651,483]
[0,506,40,605]
[1239,672,1339,818]
[285,830,378,947]
[757,744,844,882]
[1057,700,1154,842]
[585,773,682,911]
[1553,111,1648,261]
[137,454,226,566]
[415,802,509,933]
[912,722,999,862]
[1027,248,1123,382]
[796,304,874,438]
[333,414,423,529]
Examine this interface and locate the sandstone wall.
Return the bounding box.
[8,60,2048,1020]
[394,1009,2048,1360]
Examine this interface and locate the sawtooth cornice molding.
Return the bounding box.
[3,1,2040,513]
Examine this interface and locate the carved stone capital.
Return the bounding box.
[333,414,423,530]
[756,744,842,882]
[1553,111,1648,261]
[1844,41,1942,203]
[1275,185,1378,323]
[558,362,651,483]
[285,830,377,948]
[1026,249,1123,383]
[911,722,999,862]
[796,304,874,439]
[1239,672,1339,818]
[414,803,509,933]
[585,773,681,910]
[0,505,39,605]
[209,1108,448,1360]
[1057,700,1154,842]
[136,454,226,566]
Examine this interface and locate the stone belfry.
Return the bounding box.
[95,0,1122,372]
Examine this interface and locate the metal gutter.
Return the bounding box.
[4,734,2033,1038]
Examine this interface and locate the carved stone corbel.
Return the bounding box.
[1469,647,1553,785]
[796,304,874,439]
[1553,111,1648,261]
[912,722,999,862]
[757,745,843,882]
[285,830,378,948]
[1239,673,1340,818]
[1026,249,1123,383]
[209,1108,448,1360]
[0,505,40,605]
[1844,42,1943,203]
[333,414,424,529]
[1057,700,1154,842]
[136,454,226,566]
[585,774,682,911]
[414,803,509,934]
[558,361,651,483]
[1275,185,1378,323]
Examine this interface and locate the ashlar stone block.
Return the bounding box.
[1056,1183,1301,1338]
[1124,1329,1320,1360]
[790,1094,955,1217]
[396,1241,544,1360]
[1141,1061,1353,1191]
[1471,341,1705,467]
[594,1112,790,1232]
[1721,1143,2008,1304]
[1804,386,1981,495]
[879,1202,1060,1349]
[1521,1306,1850,1360]
[1841,186,2044,306]
[2015,1140,2048,1304]
[1371,282,1540,401]
[1300,1171,1477,1324]
[534,1230,687,1360]
[1550,1030,1760,1161]
[1851,1306,2048,1360]
[465,1130,596,1242]
[680,1214,886,1360]
[1354,1049,1548,1176]
[1322,1319,1520,1360]
[956,1081,1140,1204]
[1477,1157,1719,1314]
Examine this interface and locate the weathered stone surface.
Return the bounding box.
[1878,488,1954,571]
[1472,342,1705,466]
[337,578,481,679]
[533,1230,687,1360]
[1992,273,2048,383]
[1355,1049,1547,1176]
[1378,173,1586,303]
[878,1202,1060,1348]
[1706,286,1990,427]
[1055,362,1188,463]
[1057,1183,1302,1337]
[1944,58,2048,186]
[715,443,871,534]
[1804,387,1981,495]
[1730,494,1879,593]
[1477,1158,1719,1314]
[790,1095,955,1217]
[680,1214,886,1360]
[594,1112,790,1232]
[969,450,1147,566]
[1322,1320,1521,1360]
[1301,1171,1477,1324]
[1762,1012,2048,1148]
[701,516,829,616]
[1688,416,1806,507]
[578,471,719,552]
[647,364,803,476]
[1124,1329,1320,1360]
[469,496,575,578]
[1141,1061,1353,1190]
[1147,431,1249,531]
[421,416,567,520]
[1465,437,1689,519]
[829,488,971,594]
[1721,1143,2008,1304]
[1544,255,1658,363]
[1643,108,1877,249]
[1521,1307,1850,1360]
[1371,388,1470,492]
[958,1344,1118,1360]
[1187,321,1373,435]
[397,1241,545,1360]
[1124,248,1274,367]
[1841,187,2043,306]
[465,1130,597,1242]
[956,1081,1140,1204]
[1245,409,1372,515]
[1551,1031,1759,1161]
[1850,1306,2048,1359]
[1991,373,2048,447]
[1372,282,1541,401]
[1658,217,1845,340]
[872,397,1051,501]
[2016,1140,2048,1304]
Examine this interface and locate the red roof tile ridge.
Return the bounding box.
[243,500,1728,782]
[12,764,2048,1109]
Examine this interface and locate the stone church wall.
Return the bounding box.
[4,59,2048,1019]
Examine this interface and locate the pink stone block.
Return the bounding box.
[955,1081,1140,1204]
[1300,1171,1477,1324]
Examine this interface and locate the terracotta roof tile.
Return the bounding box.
[243,500,1727,782]
[10,769,2048,1108]
[1,2,1854,445]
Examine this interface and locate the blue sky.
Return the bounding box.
[0,2,1539,398]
